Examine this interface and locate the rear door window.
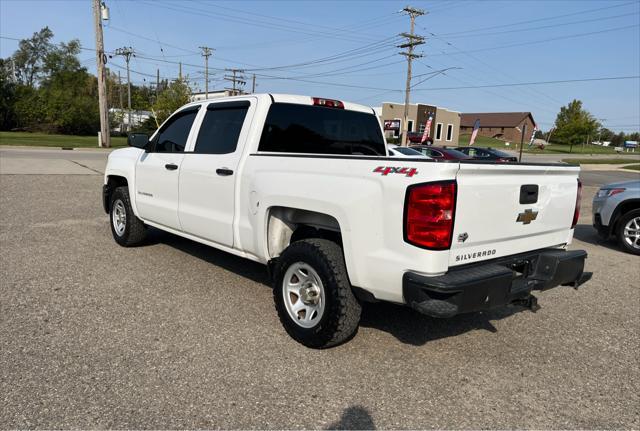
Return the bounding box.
[194,102,249,154]
[258,103,385,156]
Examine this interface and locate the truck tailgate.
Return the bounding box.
[450,163,580,266]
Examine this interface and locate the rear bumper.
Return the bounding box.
[403,249,591,318]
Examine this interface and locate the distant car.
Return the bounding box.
[455,146,518,162]
[406,132,431,145]
[409,145,472,161]
[592,180,640,255]
[387,144,430,158]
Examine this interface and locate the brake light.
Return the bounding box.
[404,180,457,250]
[312,97,344,109]
[572,179,582,228]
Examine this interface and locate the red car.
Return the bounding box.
[409,145,472,160]
[406,132,432,144]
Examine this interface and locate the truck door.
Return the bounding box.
[135,106,199,230]
[178,99,254,247]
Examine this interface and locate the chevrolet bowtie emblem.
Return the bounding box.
[516,209,538,224]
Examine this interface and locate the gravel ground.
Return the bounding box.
[0,174,638,429]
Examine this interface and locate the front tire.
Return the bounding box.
[110,186,147,247]
[273,238,361,348]
[616,209,640,255]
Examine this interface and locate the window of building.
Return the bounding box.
[393,118,401,138]
[419,123,425,133]
[446,124,453,141]
[154,107,199,153]
[194,102,249,154]
[435,123,443,141]
[407,120,414,132]
[258,103,386,156]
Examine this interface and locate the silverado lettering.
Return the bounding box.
[455,249,497,262]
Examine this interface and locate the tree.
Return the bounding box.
[12,27,54,87]
[152,78,191,124]
[552,100,600,148]
[0,58,18,130]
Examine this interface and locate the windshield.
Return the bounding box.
[258,103,385,155]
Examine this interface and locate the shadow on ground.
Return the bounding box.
[325,406,375,430]
[142,228,530,347]
[573,223,621,252]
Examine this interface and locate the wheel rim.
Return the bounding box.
[282,262,325,328]
[112,199,127,237]
[623,216,640,249]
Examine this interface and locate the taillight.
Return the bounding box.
[404,180,457,250]
[572,179,582,228]
[312,97,344,109]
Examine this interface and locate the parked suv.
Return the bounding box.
[592,180,640,255]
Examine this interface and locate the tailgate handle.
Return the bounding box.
[520,184,539,204]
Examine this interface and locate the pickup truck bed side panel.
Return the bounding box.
[238,156,459,303]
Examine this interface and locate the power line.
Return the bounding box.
[440,11,639,39]
[438,0,638,37]
[428,24,640,56]
[413,76,640,91]
[141,0,384,44]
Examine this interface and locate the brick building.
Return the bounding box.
[378,102,461,145]
[460,112,536,143]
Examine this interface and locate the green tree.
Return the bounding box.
[12,27,54,87]
[152,78,191,124]
[552,100,600,148]
[0,58,18,130]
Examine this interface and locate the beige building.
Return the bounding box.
[378,102,461,145]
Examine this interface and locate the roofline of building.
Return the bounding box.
[381,101,459,113]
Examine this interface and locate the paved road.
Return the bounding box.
[1,148,639,428]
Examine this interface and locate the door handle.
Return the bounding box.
[165,163,178,171]
[216,168,234,176]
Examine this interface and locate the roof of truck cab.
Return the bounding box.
[181,93,376,115]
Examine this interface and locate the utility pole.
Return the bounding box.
[252,74,256,93]
[118,70,124,132]
[92,0,110,147]
[199,46,214,99]
[224,69,246,96]
[398,6,425,146]
[114,47,134,132]
[156,68,159,100]
[179,62,182,80]
[518,123,527,162]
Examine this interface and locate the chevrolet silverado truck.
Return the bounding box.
[103,94,592,348]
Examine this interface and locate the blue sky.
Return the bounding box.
[1,0,639,132]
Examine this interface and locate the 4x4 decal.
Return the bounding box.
[373,166,418,177]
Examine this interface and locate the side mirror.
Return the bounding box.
[128,133,150,150]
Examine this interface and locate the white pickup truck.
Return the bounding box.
[103,94,592,348]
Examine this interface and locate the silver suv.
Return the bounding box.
[592,180,640,255]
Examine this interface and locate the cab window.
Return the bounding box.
[194,102,249,154]
[153,108,199,153]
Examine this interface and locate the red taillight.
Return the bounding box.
[404,181,457,250]
[312,97,344,109]
[571,179,582,228]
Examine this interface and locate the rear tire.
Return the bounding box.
[110,186,147,247]
[273,238,361,348]
[616,209,640,255]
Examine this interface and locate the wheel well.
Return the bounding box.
[612,199,640,232]
[267,207,342,259]
[104,176,128,212]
